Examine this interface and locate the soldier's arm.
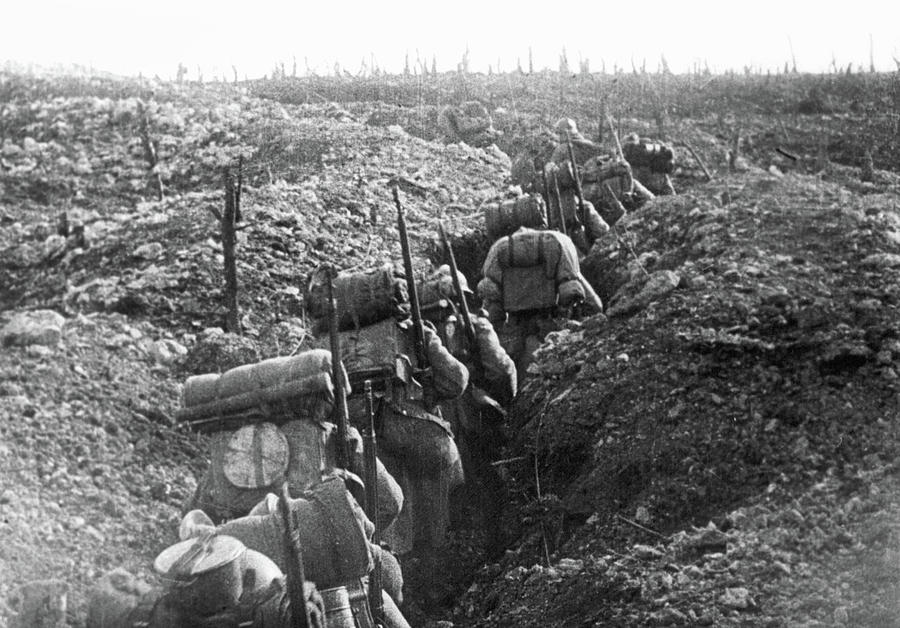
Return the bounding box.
[472,315,517,406]
[424,324,469,400]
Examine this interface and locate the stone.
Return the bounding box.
[633,544,664,559]
[555,558,584,575]
[8,580,68,628]
[0,381,25,396]
[833,606,850,624]
[26,344,54,358]
[182,331,260,375]
[635,506,652,524]
[608,270,681,318]
[719,587,755,610]
[147,339,188,365]
[87,568,156,628]
[684,525,728,555]
[132,241,164,260]
[1,310,66,347]
[861,253,900,269]
[85,525,106,543]
[650,607,689,626]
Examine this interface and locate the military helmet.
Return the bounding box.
[554,117,589,143]
[421,264,473,308]
[554,117,579,136]
[437,264,473,296]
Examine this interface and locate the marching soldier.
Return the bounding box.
[544,117,611,254]
[420,263,517,554]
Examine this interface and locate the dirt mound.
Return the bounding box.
[0,74,510,341]
[452,169,900,624]
[0,312,202,623]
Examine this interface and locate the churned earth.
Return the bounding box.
[2,69,900,627]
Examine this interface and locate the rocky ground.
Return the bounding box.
[1,69,900,627]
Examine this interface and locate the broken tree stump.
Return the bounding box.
[222,168,240,334]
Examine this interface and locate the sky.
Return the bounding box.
[3,0,900,79]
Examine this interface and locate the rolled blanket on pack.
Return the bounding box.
[623,136,676,174]
[484,194,548,241]
[177,349,340,431]
[306,263,408,332]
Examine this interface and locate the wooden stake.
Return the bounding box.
[223,169,240,334]
[680,141,712,182]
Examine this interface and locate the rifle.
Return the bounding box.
[606,114,624,160]
[438,221,481,374]
[325,264,352,470]
[279,482,311,628]
[363,380,385,626]
[550,169,568,238]
[565,129,588,230]
[391,184,429,373]
[604,114,635,197]
[539,165,552,227]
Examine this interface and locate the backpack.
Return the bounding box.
[306,264,408,333]
[484,194,548,240]
[481,229,584,313]
[623,137,675,174]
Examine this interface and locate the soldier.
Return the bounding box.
[88,477,411,627]
[479,228,596,381]
[544,117,611,254]
[438,101,502,148]
[420,264,517,554]
[509,130,558,195]
[87,532,324,628]
[622,132,677,196]
[305,263,469,606]
[548,117,605,165]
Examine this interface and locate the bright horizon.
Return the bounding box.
[3,0,900,80]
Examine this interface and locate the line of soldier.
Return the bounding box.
[84,114,677,628]
[86,185,518,627]
[510,116,677,249]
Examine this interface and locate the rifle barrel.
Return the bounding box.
[279,483,311,628]
[550,170,567,238]
[606,114,624,160]
[438,222,476,345]
[363,380,384,624]
[326,265,351,470]
[565,130,587,228]
[392,185,428,371]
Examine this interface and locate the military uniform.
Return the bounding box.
[420,265,517,552]
[545,118,611,253]
[479,228,588,385]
